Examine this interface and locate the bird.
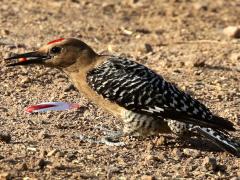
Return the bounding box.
[5,37,240,157]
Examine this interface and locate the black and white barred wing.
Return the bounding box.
[87,57,234,131]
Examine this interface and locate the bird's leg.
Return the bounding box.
[167,120,196,146]
[76,134,125,146]
[94,125,125,146]
[101,135,125,146]
[167,120,210,149]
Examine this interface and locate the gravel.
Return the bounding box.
[0,0,239,179]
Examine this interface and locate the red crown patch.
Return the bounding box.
[47,38,65,45]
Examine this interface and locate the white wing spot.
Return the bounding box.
[193,108,199,114]
[181,104,188,111]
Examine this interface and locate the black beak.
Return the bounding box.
[5,51,51,67]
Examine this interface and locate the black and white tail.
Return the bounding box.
[189,125,240,157]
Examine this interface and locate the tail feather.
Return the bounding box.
[211,115,235,131]
[162,110,235,132]
[191,126,240,157]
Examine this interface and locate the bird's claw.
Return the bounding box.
[94,125,122,136]
[75,134,125,146]
[101,136,125,146]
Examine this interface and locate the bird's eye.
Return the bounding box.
[50,46,62,54]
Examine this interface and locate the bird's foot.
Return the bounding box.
[73,126,125,146]
[101,136,125,146]
[75,134,125,146]
[94,125,123,138]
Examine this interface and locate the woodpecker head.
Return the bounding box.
[5,38,98,70]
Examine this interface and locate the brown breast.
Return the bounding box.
[63,57,124,119]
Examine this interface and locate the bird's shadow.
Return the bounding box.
[165,135,224,153]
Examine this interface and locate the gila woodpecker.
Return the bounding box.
[5,38,240,157]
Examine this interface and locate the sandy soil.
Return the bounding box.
[0,0,240,179]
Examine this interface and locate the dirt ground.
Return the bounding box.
[0,0,240,179]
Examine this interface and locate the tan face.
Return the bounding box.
[39,43,81,68]
[5,38,97,69]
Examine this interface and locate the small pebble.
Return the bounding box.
[120,27,133,35]
[37,159,48,169]
[38,130,51,139]
[203,157,217,171]
[64,84,76,92]
[223,26,240,38]
[52,162,68,170]
[0,172,11,179]
[1,29,10,35]
[135,28,151,34]
[156,136,166,146]
[141,175,155,180]
[172,148,182,160]
[193,60,205,67]
[47,149,59,157]
[193,2,208,11]
[107,166,121,174]
[20,77,31,84]
[55,151,65,158]
[158,152,167,160]
[230,177,239,180]
[17,163,28,171]
[27,147,37,151]
[0,132,11,143]
[66,153,77,162]
[144,43,153,53]
[183,148,200,157]
[230,53,240,61]
[145,154,159,162]
[40,149,47,158]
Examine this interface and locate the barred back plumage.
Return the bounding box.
[87,56,234,131]
[86,56,240,156]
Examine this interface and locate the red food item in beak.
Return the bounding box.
[19,57,27,62]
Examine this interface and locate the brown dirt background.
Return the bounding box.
[0,0,240,179]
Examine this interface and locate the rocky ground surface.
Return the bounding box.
[0,0,240,179]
